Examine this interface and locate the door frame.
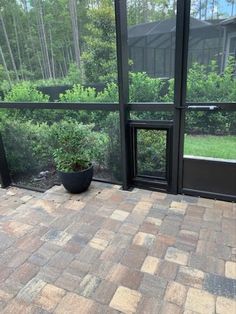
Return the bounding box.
[128,120,173,192]
[115,0,191,194]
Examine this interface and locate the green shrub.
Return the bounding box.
[3,82,51,124]
[59,84,97,102]
[104,112,122,181]
[187,60,236,102]
[0,118,51,175]
[50,120,108,172]
[97,82,118,103]
[4,81,49,102]
[129,72,164,102]
[137,129,166,175]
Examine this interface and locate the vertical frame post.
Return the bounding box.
[115,0,130,190]
[0,133,11,188]
[172,0,191,194]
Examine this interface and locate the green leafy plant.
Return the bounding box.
[4,81,49,102]
[129,72,164,102]
[81,4,117,83]
[97,82,118,103]
[59,84,97,102]
[51,120,108,172]
[137,129,166,176]
[104,112,122,181]
[0,118,51,175]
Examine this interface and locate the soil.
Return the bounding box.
[11,166,115,192]
[11,170,61,192]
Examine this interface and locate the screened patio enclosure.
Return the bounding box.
[128,16,236,78]
[0,0,235,202]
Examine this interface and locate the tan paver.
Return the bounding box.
[64,200,85,210]
[109,286,141,313]
[141,256,160,274]
[170,201,187,214]
[225,261,236,279]
[164,281,187,306]
[185,288,215,314]
[0,184,235,314]
[133,201,153,215]
[216,296,236,314]
[35,284,65,311]
[89,237,109,250]
[133,232,156,248]
[55,292,95,314]
[110,209,129,221]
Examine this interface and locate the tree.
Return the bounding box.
[82,2,117,83]
[127,0,175,25]
[227,0,235,15]
[69,0,81,69]
[0,10,19,80]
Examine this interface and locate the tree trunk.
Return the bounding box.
[205,0,208,19]
[69,0,81,69]
[0,45,12,85]
[232,1,235,16]
[199,0,202,19]
[0,13,19,81]
[37,0,52,79]
[49,29,55,79]
[13,14,24,80]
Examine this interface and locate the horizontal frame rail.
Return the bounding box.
[0,102,118,111]
[129,103,174,111]
[0,102,235,111]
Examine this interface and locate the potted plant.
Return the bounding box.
[52,120,106,193]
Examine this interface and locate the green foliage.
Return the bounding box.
[4,82,49,102]
[0,80,12,96]
[137,129,166,175]
[187,59,236,102]
[97,83,118,103]
[81,3,117,83]
[0,118,52,175]
[161,79,174,102]
[184,59,236,135]
[129,72,164,102]
[0,61,235,182]
[51,120,108,172]
[104,112,122,181]
[59,84,97,102]
[66,63,82,85]
[127,0,175,25]
[3,82,51,123]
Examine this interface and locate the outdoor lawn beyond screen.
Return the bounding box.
[184,0,236,161]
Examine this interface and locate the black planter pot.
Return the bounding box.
[58,164,93,194]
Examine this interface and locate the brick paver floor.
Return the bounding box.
[0,182,235,313]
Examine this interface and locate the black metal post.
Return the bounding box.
[115,0,130,190]
[0,133,11,188]
[172,0,191,194]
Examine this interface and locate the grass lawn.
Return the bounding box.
[184,135,236,160]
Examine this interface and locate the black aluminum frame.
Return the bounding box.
[128,120,173,191]
[0,0,235,201]
[0,133,11,188]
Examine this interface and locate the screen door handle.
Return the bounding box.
[187,105,220,110]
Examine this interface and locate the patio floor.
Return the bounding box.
[0,182,235,313]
